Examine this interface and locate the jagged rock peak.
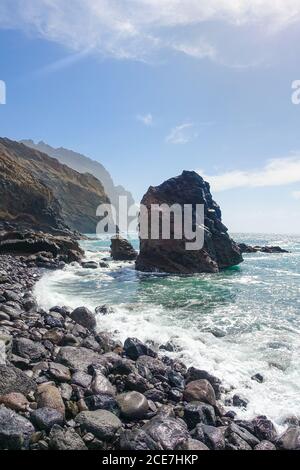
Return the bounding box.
[136,171,243,274]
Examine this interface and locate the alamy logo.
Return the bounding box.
[291,80,300,105]
[0,80,6,104]
[96,196,205,251]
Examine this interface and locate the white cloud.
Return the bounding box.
[136,113,153,126]
[166,122,198,145]
[199,156,300,191]
[292,190,300,199]
[1,1,300,62]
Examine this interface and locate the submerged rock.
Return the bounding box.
[136,171,243,274]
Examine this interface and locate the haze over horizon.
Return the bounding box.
[1,0,300,233]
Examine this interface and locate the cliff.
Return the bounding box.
[21,140,135,213]
[0,138,110,233]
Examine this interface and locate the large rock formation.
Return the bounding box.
[21,140,135,219]
[0,138,110,233]
[136,171,243,274]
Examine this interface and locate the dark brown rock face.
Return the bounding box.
[0,137,110,233]
[136,171,243,274]
[111,236,137,261]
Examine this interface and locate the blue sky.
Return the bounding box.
[0,0,300,233]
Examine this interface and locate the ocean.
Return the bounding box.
[34,233,300,428]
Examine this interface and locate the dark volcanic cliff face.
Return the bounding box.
[0,138,110,233]
[136,171,243,274]
[21,140,135,212]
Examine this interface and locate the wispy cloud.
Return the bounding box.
[166,122,198,145]
[136,113,153,126]
[200,156,300,192]
[1,1,300,64]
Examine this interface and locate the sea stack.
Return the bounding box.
[136,171,243,274]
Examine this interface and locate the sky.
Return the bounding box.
[0,0,300,233]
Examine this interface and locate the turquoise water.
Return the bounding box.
[34,233,300,426]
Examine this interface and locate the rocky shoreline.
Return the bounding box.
[0,253,299,451]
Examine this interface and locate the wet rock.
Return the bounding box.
[48,362,71,383]
[110,358,135,376]
[137,355,167,376]
[56,346,101,372]
[95,305,114,316]
[36,383,65,416]
[225,423,260,449]
[184,402,216,429]
[125,373,151,393]
[82,261,99,269]
[251,373,264,383]
[183,380,216,406]
[13,337,47,362]
[75,410,122,440]
[255,440,277,451]
[119,429,161,451]
[71,307,96,331]
[45,314,64,329]
[142,414,189,450]
[167,370,185,389]
[144,389,166,403]
[252,415,278,442]
[91,371,116,396]
[0,364,36,395]
[232,394,249,408]
[276,426,300,450]
[111,236,137,261]
[183,439,209,451]
[124,337,157,361]
[0,407,35,450]
[43,329,64,345]
[49,425,88,450]
[186,367,222,399]
[72,371,92,389]
[0,392,29,411]
[192,424,225,450]
[31,407,64,431]
[85,394,120,414]
[117,392,149,420]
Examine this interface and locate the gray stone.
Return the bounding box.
[226,423,260,449]
[56,346,101,372]
[0,364,36,395]
[142,415,189,450]
[117,391,149,419]
[119,429,161,451]
[184,402,216,429]
[71,307,96,331]
[48,362,71,383]
[13,337,47,362]
[192,424,225,450]
[252,415,278,442]
[72,371,92,389]
[91,371,116,396]
[277,426,300,450]
[75,410,122,440]
[0,407,35,449]
[254,440,277,450]
[183,379,216,406]
[124,337,157,361]
[31,407,64,431]
[49,425,88,450]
